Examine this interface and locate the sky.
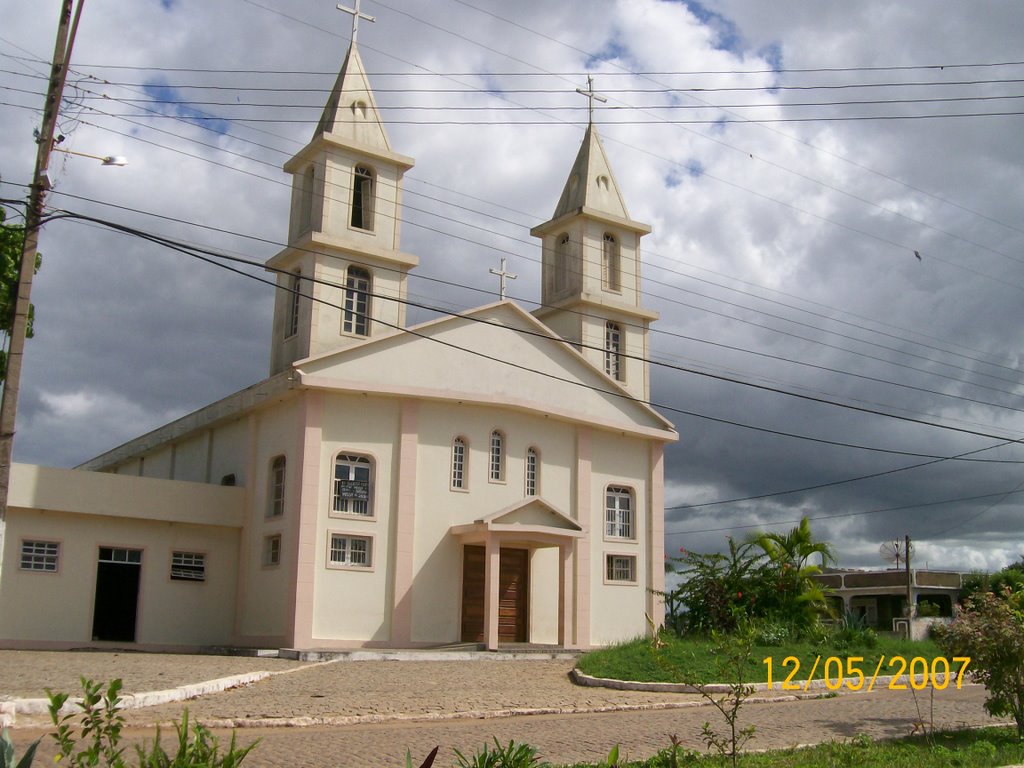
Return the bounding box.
[2,0,1023,573]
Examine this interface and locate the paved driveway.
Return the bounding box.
[1,651,1010,767]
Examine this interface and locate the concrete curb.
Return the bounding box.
[140,691,835,731]
[283,649,580,662]
[9,672,272,722]
[571,668,974,694]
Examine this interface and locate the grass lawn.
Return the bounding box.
[575,633,947,685]
[559,727,1024,767]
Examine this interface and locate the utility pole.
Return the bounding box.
[905,534,913,619]
[0,0,85,571]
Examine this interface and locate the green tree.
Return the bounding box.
[663,537,770,635]
[748,516,836,627]
[0,209,40,381]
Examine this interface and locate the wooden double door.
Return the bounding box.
[460,545,528,643]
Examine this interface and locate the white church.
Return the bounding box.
[0,34,678,652]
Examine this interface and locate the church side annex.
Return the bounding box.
[0,29,678,652]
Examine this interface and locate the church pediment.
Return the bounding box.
[294,301,677,440]
[482,498,583,532]
[450,498,584,543]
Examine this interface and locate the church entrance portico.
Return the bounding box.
[450,499,584,650]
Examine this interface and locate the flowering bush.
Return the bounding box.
[936,588,1024,739]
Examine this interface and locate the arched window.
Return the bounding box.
[525,447,539,496]
[285,271,301,339]
[489,430,505,482]
[332,454,373,516]
[268,455,286,517]
[451,437,467,490]
[343,266,371,336]
[554,234,571,293]
[605,486,634,539]
[605,321,623,381]
[602,233,621,291]
[350,165,374,231]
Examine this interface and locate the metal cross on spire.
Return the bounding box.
[337,0,375,44]
[489,257,518,300]
[575,75,607,127]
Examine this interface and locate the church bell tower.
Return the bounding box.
[531,105,658,402]
[267,16,417,376]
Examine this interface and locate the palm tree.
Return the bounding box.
[751,516,835,573]
[749,517,836,625]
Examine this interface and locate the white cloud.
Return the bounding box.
[3,0,1023,572]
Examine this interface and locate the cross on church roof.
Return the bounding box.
[575,75,607,127]
[337,0,375,44]
[489,257,517,300]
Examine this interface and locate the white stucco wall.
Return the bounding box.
[590,433,651,646]
[310,393,400,642]
[1,465,244,648]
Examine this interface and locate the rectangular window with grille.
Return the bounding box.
[170,551,206,581]
[606,554,637,583]
[263,535,281,567]
[328,533,372,568]
[20,540,59,572]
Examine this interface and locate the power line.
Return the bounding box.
[664,488,1024,537]
[43,205,1024,460]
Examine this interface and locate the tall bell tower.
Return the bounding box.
[268,12,417,375]
[531,92,657,402]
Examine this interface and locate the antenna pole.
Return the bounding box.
[905,534,913,619]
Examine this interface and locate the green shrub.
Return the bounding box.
[937,589,1024,739]
[43,678,257,767]
[1,729,41,768]
[453,739,547,768]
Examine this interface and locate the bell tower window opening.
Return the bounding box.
[351,165,375,231]
[554,234,571,293]
[285,271,301,339]
[298,165,316,234]
[605,321,623,381]
[602,233,621,292]
[343,266,371,336]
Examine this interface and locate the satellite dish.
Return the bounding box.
[879,539,914,568]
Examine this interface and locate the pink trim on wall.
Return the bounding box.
[390,399,419,644]
[290,390,324,648]
[575,427,591,649]
[648,443,666,630]
[233,414,259,645]
[484,533,500,650]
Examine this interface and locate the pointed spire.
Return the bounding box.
[314,43,393,151]
[549,124,631,222]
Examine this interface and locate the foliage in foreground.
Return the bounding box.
[2,677,258,768]
[557,727,1024,767]
[935,588,1024,739]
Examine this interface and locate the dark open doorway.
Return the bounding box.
[92,547,142,642]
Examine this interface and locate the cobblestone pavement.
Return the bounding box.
[2,651,1011,767]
